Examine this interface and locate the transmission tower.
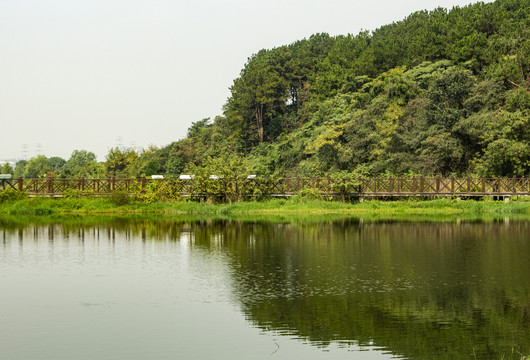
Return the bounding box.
[22,144,28,160]
[116,137,123,150]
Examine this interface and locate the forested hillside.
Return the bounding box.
[10,0,530,179]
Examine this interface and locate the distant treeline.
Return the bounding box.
[4,0,530,179]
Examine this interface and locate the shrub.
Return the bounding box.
[110,191,131,206]
[296,187,324,200]
[135,179,184,203]
[0,189,27,203]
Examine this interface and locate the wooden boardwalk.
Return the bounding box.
[1,176,530,197]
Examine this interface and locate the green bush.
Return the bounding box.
[62,189,94,199]
[0,189,27,203]
[135,179,184,203]
[296,187,324,200]
[186,156,252,203]
[109,191,131,206]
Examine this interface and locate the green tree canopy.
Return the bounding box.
[62,150,102,178]
[24,155,52,178]
[105,148,139,177]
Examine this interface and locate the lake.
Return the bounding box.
[1,216,529,359]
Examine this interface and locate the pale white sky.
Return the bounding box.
[0,0,491,161]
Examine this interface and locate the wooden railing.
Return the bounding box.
[1,177,529,197]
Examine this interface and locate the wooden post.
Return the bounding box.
[18,177,23,192]
[436,177,440,193]
[451,177,455,195]
[466,177,471,194]
[420,177,424,193]
[297,177,300,193]
[359,177,363,194]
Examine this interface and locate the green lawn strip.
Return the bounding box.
[1,196,530,216]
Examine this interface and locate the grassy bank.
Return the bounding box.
[1,194,530,216]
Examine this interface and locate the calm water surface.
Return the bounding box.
[1,216,529,359]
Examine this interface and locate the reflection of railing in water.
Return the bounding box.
[1,176,530,197]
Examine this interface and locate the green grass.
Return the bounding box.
[500,353,530,360]
[1,195,530,216]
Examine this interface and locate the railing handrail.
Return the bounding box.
[2,176,529,196]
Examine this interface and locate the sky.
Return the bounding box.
[0,0,493,162]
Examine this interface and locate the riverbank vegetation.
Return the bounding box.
[2,0,529,181]
[1,187,530,216]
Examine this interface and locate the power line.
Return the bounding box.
[22,144,28,160]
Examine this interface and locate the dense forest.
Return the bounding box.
[5,0,530,179]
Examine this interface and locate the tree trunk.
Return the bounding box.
[255,104,264,142]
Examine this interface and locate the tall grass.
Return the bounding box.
[2,195,530,216]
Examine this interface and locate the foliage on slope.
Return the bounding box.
[165,0,530,178]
